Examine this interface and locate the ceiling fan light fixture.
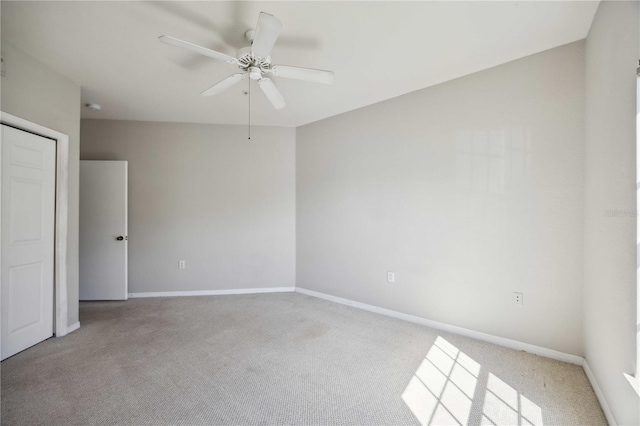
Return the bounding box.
[249,66,262,80]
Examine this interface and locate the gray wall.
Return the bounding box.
[583,1,639,425]
[1,42,81,327]
[297,41,586,356]
[80,120,296,293]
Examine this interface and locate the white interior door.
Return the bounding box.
[1,125,56,360]
[79,161,128,300]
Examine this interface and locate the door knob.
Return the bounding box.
[116,236,125,241]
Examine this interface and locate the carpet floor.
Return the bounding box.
[1,293,605,425]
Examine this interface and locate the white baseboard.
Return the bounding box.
[295,287,584,366]
[583,360,617,426]
[128,287,295,299]
[65,322,81,334]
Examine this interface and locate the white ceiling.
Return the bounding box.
[2,1,599,127]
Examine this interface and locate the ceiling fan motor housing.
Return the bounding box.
[236,46,271,77]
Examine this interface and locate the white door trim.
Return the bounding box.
[1,111,71,338]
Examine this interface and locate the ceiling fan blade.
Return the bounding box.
[159,35,238,64]
[270,65,334,85]
[251,12,283,59]
[258,78,286,110]
[200,73,246,97]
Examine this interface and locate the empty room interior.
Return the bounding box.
[1,1,639,425]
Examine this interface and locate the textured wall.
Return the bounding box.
[583,1,640,424]
[297,41,586,355]
[0,42,81,328]
[80,120,296,294]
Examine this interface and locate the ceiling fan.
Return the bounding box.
[159,12,334,110]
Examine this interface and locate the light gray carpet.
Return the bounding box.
[2,293,605,425]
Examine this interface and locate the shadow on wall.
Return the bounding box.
[403,336,543,426]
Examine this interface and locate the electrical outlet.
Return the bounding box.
[179,260,186,269]
[387,271,395,283]
[513,292,523,307]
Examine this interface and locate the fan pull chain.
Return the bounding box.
[248,76,251,140]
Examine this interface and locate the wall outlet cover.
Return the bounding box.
[513,292,523,306]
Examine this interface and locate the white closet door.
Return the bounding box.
[1,124,56,360]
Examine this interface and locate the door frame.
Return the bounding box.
[0,111,71,338]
